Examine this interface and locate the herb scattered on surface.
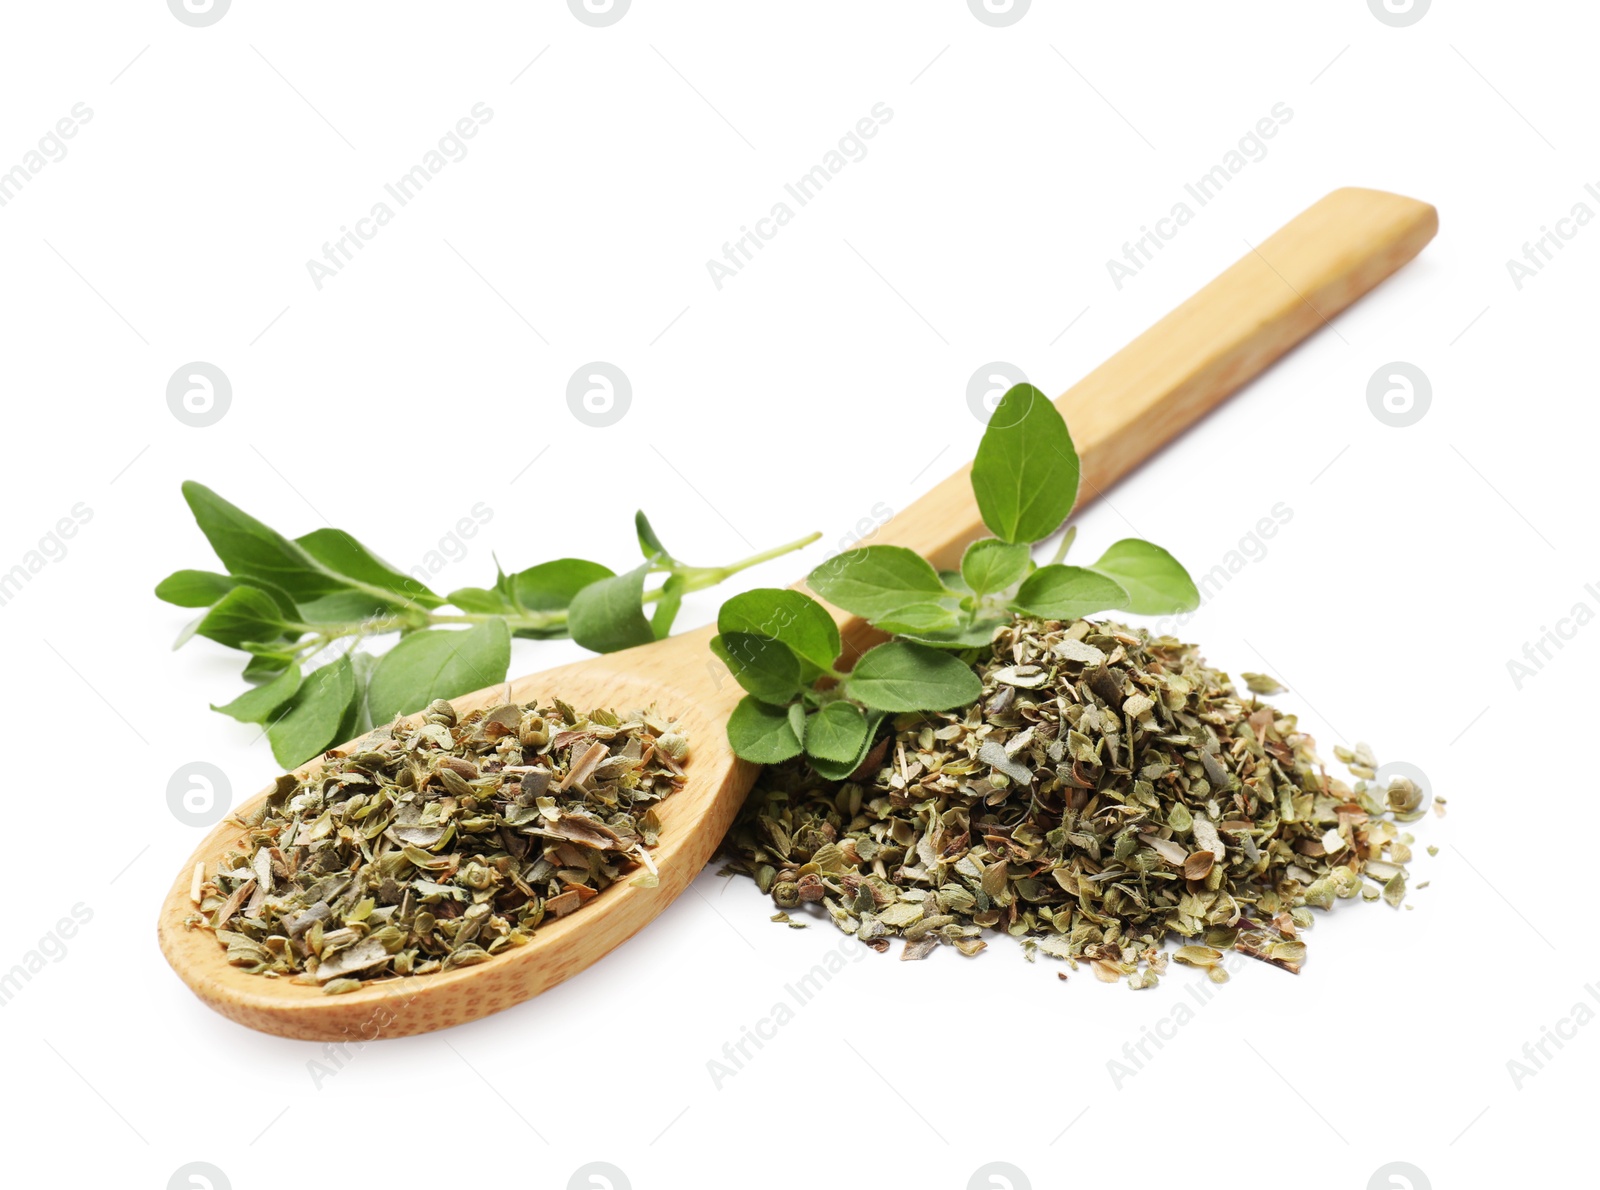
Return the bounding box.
[190,697,687,991]
[158,481,814,767]
[713,384,1199,775]
[721,615,1429,987]
[1241,672,1286,695]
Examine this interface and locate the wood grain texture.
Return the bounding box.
[157,187,1436,1039]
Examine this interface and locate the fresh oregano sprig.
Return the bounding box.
[158,481,817,768]
[714,383,1201,774]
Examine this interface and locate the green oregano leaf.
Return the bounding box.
[267,655,357,768]
[711,633,804,704]
[515,558,619,614]
[296,527,442,608]
[182,481,351,602]
[804,701,870,764]
[158,569,255,608]
[870,603,963,636]
[445,585,518,616]
[157,570,300,622]
[727,696,804,764]
[193,586,293,649]
[890,617,1010,650]
[960,539,1032,597]
[651,574,688,640]
[346,651,377,739]
[970,384,1080,545]
[718,589,842,673]
[842,640,983,712]
[1012,565,1131,620]
[366,620,511,726]
[241,650,296,681]
[212,662,303,725]
[449,558,617,637]
[295,589,399,624]
[635,510,674,563]
[1089,539,1200,614]
[810,709,887,780]
[807,545,948,622]
[568,562,656,653]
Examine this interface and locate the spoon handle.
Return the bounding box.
[866,187,1437,573]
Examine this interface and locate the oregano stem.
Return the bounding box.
[282,530,823,651]
[1047,525,1077,567]
[666,530,823,592]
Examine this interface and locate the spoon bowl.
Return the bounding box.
[158,187,1438,1039]
[156,626,744,1039]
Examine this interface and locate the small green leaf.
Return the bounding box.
[727,697,803,764]
[717,589,841,673]
[194,586,293,649]
[346,651,377,738]
[296,589,399,624]
[892,617,1009,650]
[635,511,674,563]
[1090,539,1200,614]
[172,612,205,651]
[567,563,656,653]
[333,691,362,748]
[970,384,1080,544]
[212,662,303,724]
[506,558,618,639]
[960,539,1032,597]
[447,585,516,615]
[871,603,963,635]
[296,527,442,609]
[513,558,616,612]
[267,655,357,768]
[807,546,949,622]
[1012,565,1131,620]
[238,639,291,654]
[366,620,511,725]
[786,702,807,743]
[810,709,887,780]
[241,650,296,681]
[842,641,983,712]
[804,701,869,764]
[155,569,246,608]
[157,570,299,620]
[651,574,687,639]
[711,632,804,704]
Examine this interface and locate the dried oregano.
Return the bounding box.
[721,616,1426,987]
[190,698,687,992]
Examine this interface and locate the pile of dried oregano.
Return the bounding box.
[722,616,1434,987]
[191,698,687,993]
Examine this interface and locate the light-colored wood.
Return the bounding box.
[157,188,1437,1039]
[158,648,749,1041]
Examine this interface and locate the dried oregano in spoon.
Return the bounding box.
[721,615,1432,988]
[190,698,688,993]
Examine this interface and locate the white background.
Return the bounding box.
[0,2,1590,1188]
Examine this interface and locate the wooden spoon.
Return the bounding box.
[158,187,1437,1040]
